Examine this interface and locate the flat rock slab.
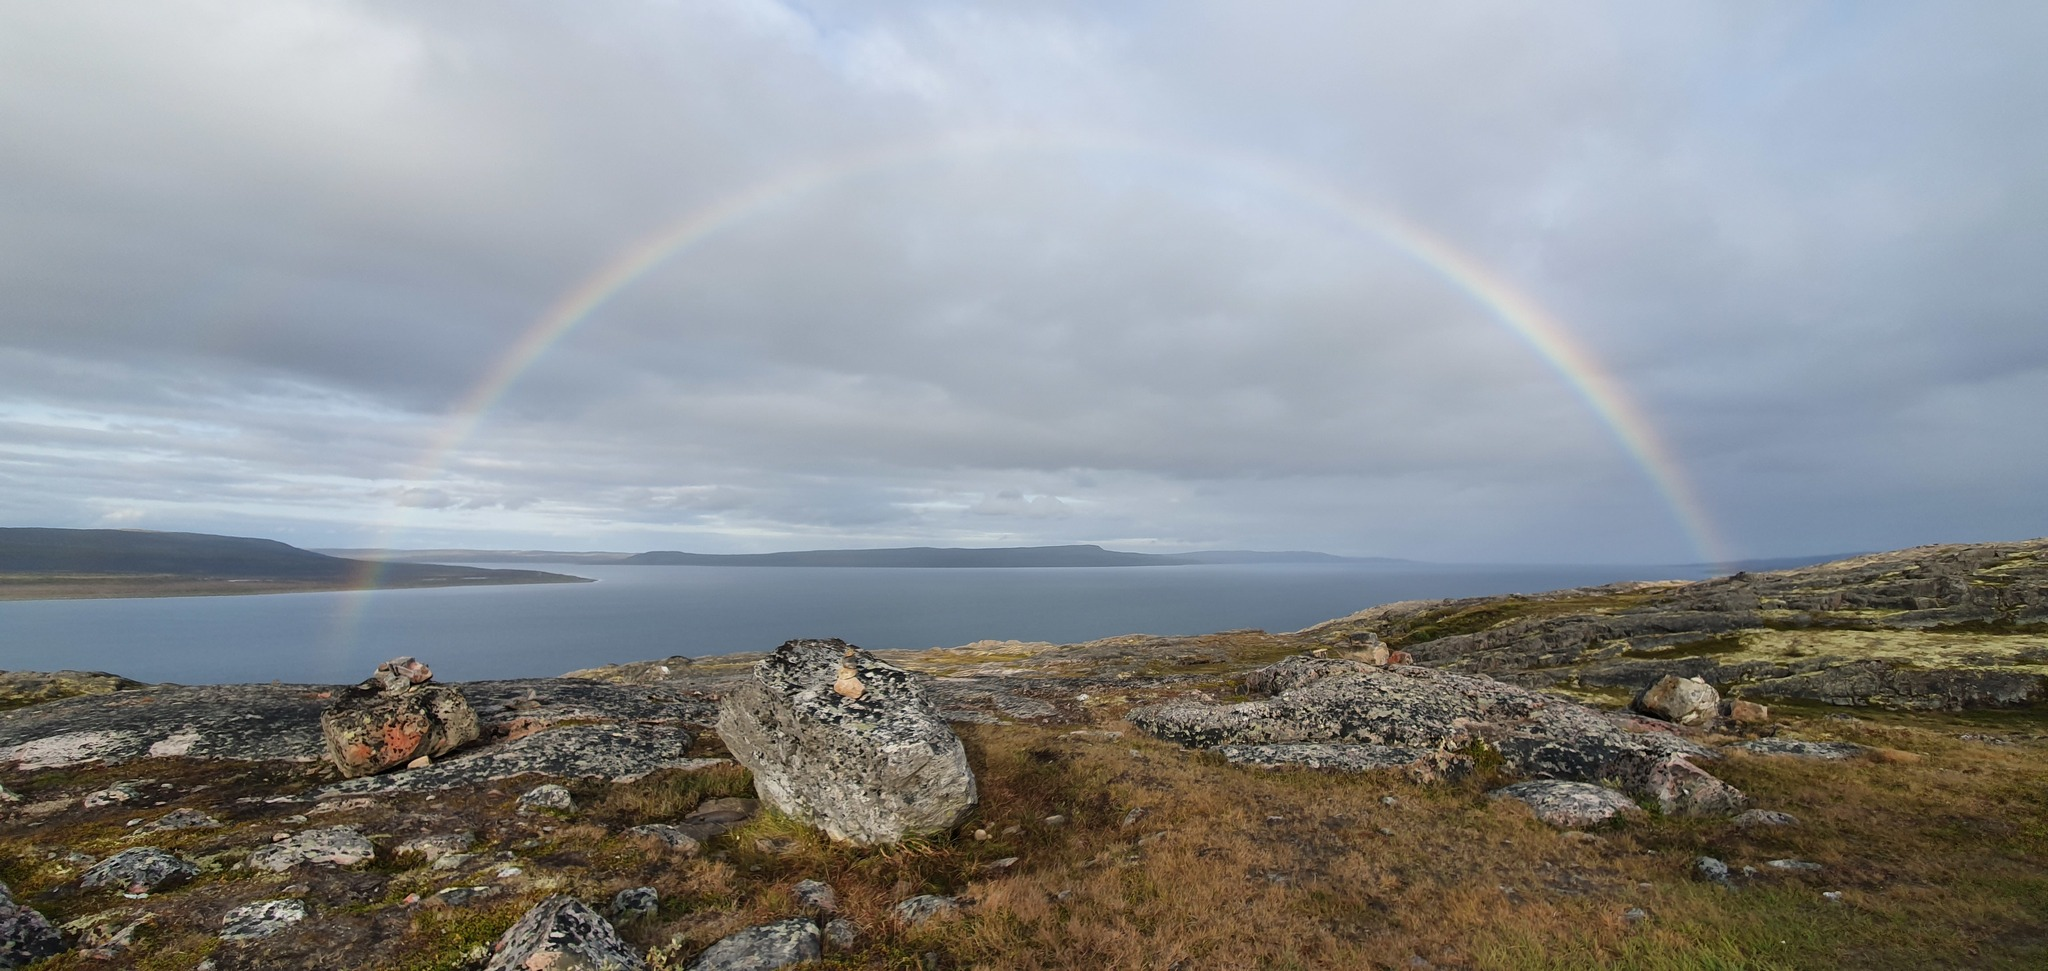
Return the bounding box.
[1217,742,1469,782]
[486,895,647,971]
[1489,780,1644,828]
[1729,739,1870,760]
[220,899,309,940]
[321,724,718,795]
[0,678,716,771]
[247,827,375,871]
[685,917,821,971]
[80,847,197,892]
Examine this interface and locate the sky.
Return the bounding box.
[2,1,2044,564]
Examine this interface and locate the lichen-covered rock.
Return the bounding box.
[247,826,375,872]
[823,918,856,951]
[1129,658,1740,811]
[1488,781,1643,828]
[395,832,475,862]
[219,899,309,940]
[1632,675,1721,726]
[321,659,480,778]
[610,886,658,923]
[80,847,196,893]
[485,895,647,971]
[1729,738,1869,760]
[0,880,63,969]
[717,639,978,844]
[891,894,961,926]
[139,808,220,833]
[1733,809,1800,827]
[1628,753,1750,816]
[1218,742,1471,783]
[516,784,574,814]
[791,879,837,913]
[626,825,702,855]
[683,917,820,971]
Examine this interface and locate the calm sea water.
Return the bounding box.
[0,563,1713,685]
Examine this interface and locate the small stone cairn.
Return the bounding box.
[320,657,480,779]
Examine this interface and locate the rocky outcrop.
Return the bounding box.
[320,658,480,778]
[485,896,646,971]
[1129,657,1742,814]
[717,639,978,844]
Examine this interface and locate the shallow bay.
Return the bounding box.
[0,562,1713,685]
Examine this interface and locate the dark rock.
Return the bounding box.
[0,880,63,970]
[426,886,496,908]
[823,918,857,950]
[80,847,196,893]
[610,886,659,923]
[485,895,646,971]
[139,808,221,833]
[1488,781,1642,828]
[1632,676,1719,726]
[320,659,481,778]
[684,917,821,971]
[1695,856,1732,886]
[892,894,961,926]
[247,827,375,872]
[792,879,838,913]
[219,899,309,940]
[717,639,978,844]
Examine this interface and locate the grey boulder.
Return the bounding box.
[684,917,821,971]
[717,639,978,844]
[485,895,647,971]
[1632,675,1721,726]
[0,881,63,969]
[247,826,376,872]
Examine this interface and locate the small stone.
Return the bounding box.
[684,917,821,971]
[1723,699,1770,724]
[1001,825,1023,837]
[611,886,659,923]
[1381,796,1398,807]
[1121,807,1149,828]
[220,899,309,940]
[80,847,197,892]
[792,879,838,913]
[1733,809,1800,828]
[516,784,574,814]
[428,886,497,908]
[626,824,703,855]
[1043,814,1067,827]
[83,783,141,809]
[406,755,432,769]
[1622,907,1648,923]
[1822,890,1844,902]
[396,832,476,862]
[485,896,646,971]
[1695,856,1731,885]
[974,828,990,841]
[823,918,857,950]
[139,808,221,833]
[893,894,961,926]
[1767,859,1823,871]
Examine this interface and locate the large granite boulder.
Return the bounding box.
[1129,655,1744,815]
[716,639,978,844]
[1632,675,1720,726]
[320,657,480,778]
[485,896,646,971]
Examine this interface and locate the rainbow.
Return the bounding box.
[380,128,1730,568]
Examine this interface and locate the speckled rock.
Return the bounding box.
[79,847,197,892]
[139,808,221,833]
[683,917,821,971]
[1627,753,1750,816]
[1218,742,1472,782]
[892,894,962,926]
[1733,809,1800,827]
[717,639,978,844]
[0,880,64,969]
[791,879,838,913]
[1632,675,1721,726]
[516,784,574,814]
[1488,781,1643,828]
[611,886,659,923]
[625,825,702,855]
[485,895,647,971]
[395,832,475,862]
[219,899,309,940]
[1729,738,1870,760]
[1130,657,1738,811]
[82,782,140,808]
[320,660,480,778]
[322,724,713,796]
[246,826,375,872]
[823,918,857,950]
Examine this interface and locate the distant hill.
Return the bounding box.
[327,544,1381,568]
[0,528,590,599]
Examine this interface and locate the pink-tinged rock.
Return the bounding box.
[1723,699,1771,724]
[1634,754,1749,816]
[320,659,478,778]
[1632,675,1720,726]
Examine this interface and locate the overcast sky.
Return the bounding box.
[2,1,2043,563]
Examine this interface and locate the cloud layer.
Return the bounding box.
[3,1,2045,562]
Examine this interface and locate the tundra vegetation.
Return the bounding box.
[0,538,2042,969]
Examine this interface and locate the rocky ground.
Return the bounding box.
[1,540,2044,969]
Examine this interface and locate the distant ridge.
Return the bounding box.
[323,544,1386,568]
[0,528,589,597]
